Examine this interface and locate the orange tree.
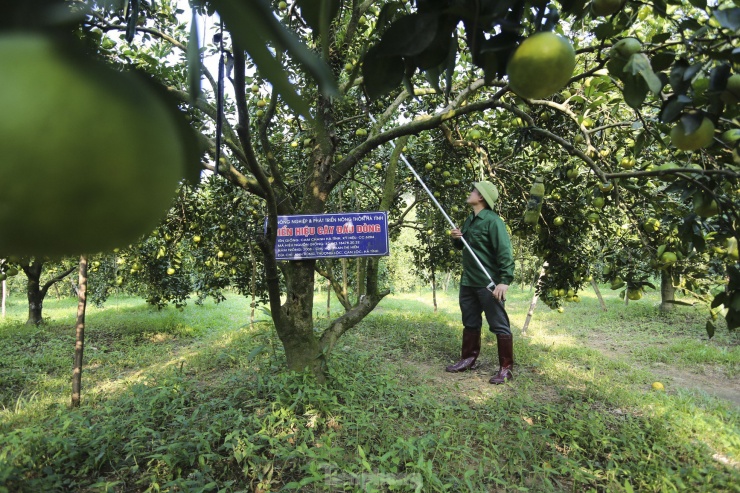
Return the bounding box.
[0,257,77,325]
[7,0,739,379]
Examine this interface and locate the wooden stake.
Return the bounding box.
[522,264,546,335]
[591,279,607,312]
[71,255,88,408]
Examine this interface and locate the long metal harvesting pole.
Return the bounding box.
[367,115,497,292]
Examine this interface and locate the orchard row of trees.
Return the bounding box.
[1,0,738,380]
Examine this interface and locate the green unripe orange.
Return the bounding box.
[627,288,642,300]
[660,251,677,265]
[643,218,661,233]
[721,74,740,105]
[611,38,641,58]
[506,32,576,100]
[0,34,186,256]
[591,0,624,16]
[670,117,715,151]
[727,237,739,260]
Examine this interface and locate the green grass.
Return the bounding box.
[0,285,738,492]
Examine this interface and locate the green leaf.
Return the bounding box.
[187,7,201,103]
[411,15,457,70]
[678,112,703,136]
[593,22,621,40]
[711,292,727,308]
[625,54,662,94]
[376,13,440,58]
[362,46,405,100]
[247,345,266,362]
[709,64,732,92]
[376,2,407,35]
[669,59,691,94]
[606,56,628,81]
[713,8,740,32]
[657,244,667,257]
[651,51,675,72]
[295,0,341,34]
[478,31,518,81]
[125,0,139,43]
[559,0,589,16]
[622,73,649,109]
[659,95,690,123]
[651,32,671,44]
[424,66,442,93]
[705,320,715,339]
[634,130,647,156]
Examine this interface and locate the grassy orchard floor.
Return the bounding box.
[0,286,738,492]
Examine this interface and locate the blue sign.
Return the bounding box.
[273,212,389,261]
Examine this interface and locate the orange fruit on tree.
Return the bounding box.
[591,0,624,16]
[0,34,188,257]
[506,32,576,100]
[670,117,715,151]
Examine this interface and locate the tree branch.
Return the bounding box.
[318,290,390,357]
[40,266,77,298]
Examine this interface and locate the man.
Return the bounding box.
[446,181,515,384]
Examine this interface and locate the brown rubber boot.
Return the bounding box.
[489,334,513,384]
[445,329,481,372]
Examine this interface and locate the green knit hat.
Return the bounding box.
[474,181,499,208]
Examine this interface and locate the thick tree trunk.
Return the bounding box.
[72,255,88,408]
[22,261,77,325]
[25,263,44,325]
[660,269,675,312]
[275,261,326,381]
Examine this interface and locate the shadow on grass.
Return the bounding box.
[1,290,738,492]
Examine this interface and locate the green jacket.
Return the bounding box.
[452,209,514,287]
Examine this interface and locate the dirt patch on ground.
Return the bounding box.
[397,357,563,407]
[393,334,739,410]
[577,332,740,408]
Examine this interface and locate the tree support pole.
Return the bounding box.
[522,264,546,336]
[591,279,607,312]
[72,255,88,408]
[1,280,5,318]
